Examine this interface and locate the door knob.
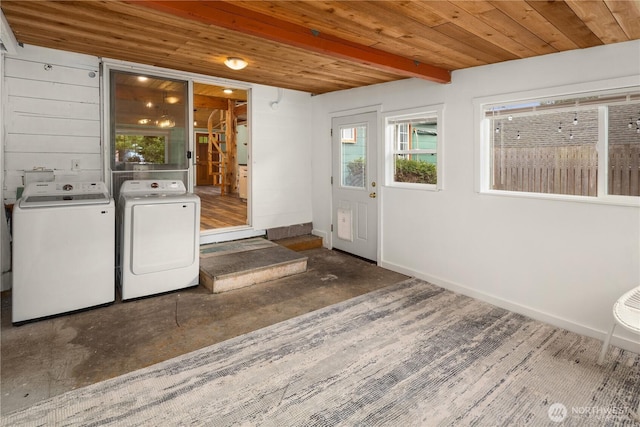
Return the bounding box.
[369,192,377,198]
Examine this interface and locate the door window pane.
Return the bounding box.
[341,125,366,188]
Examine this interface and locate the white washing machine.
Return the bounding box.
[118,180,200,300]
[12,182,115,324]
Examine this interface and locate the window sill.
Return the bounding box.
[479,189,640,208]
[387,182,441,192]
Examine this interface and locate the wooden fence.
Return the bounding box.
[492,144,640,197]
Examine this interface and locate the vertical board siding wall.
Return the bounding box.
[3,49,101,203]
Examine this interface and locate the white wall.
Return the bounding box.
[250,85,313,230]
[1,48,11,290]
[3,45,102,202]
[311,40,640,352]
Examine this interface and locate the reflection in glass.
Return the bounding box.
[110,71,189,198]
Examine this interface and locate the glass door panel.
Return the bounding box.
[110,70,189,199]
[340,125,367,189]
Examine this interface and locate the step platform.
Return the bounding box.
[272,234,323,251]
[199,237,308,293]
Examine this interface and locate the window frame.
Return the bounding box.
[383,105,444,191]
[474,78,640,207]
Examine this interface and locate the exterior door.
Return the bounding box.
[331,112,378,261]
[196,133,213,185]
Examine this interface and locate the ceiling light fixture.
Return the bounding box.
[223,88,234,94]
[224,57,248,70]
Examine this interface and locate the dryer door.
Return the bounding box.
[131,202,197,274]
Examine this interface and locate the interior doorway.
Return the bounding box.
[192,83,249,231]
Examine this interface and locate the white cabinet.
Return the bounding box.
[238,165,248,199]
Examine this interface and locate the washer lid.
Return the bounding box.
[19,182,111,208]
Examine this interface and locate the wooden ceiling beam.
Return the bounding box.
[132,0,452,84]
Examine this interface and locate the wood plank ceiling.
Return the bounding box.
[1,1,639,95]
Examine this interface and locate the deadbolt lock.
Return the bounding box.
[371,181,376,187]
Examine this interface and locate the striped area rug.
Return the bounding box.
[2,279,639,426]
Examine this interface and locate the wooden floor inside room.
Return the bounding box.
[195,185,247,230]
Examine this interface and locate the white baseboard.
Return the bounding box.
[312,229,329,248]
[379,260,640,354]
[199,228,266,245]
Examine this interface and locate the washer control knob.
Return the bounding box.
[63,184,73,191]
[151,182,159,189]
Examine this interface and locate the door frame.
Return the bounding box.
[102,59,260,244]
[101,61,196,196]
[328,105,382,262]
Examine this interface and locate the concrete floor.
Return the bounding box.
[0,248,408,415]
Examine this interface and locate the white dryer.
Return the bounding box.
[12,182,115,324]
[118,180,200,300]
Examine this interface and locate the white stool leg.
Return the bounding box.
[598,323,616,365]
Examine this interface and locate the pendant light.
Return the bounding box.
[156,114,176,129]
[156,92,176,129]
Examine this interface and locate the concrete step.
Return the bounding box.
[199,238,308,293]
[273,234,323,251]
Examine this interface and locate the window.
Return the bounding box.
[480,87,640,201]
[385,107,443,189]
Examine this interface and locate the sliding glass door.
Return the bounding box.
[109,70,190,200]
